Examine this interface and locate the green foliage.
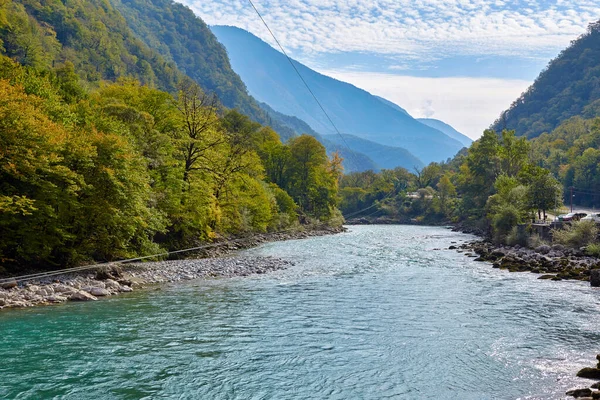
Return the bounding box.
[109,0,299,140]
[0,0,183,91]
[0,54,341,272]
[552,220,599,249]
[492,21,600,139]
[585,243,600,257]
[531,116,600,207]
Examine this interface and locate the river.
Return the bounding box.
[1,225,599,399]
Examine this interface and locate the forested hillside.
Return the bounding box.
[530,116,600,207]
[0,0,182,91]
[0,0,344,274]
[492,21,600,138]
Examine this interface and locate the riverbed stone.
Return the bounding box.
[590,270,600,287]
[87,287,110,297]
[567,388,593,398]
[536,245,551,254]
[1,280,17,289]
[104,279,121,292]
[577,368,600,380]
[69,291,98,301]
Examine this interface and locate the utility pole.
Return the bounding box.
[570,186,574,212]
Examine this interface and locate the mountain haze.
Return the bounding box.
[211,25,464,165]
[323,134,425,171]
[417,118,472,147]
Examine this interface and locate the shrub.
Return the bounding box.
[506,226,528,246]
[528,233,548,249]
[552,220,599,249]
[585,243,600,257]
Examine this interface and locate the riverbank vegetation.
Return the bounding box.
[0,56,342,273]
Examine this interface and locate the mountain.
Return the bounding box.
[323,134,425,171]
[492,21,600,138]
[374,95,471,148]
[1,0,183,92]
[374,96,409,115]
[108,0,305,141]
[417,118,472,147]
[211,25,464,165]
[258,102,378,172]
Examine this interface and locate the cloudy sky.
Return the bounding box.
[182,0,600,139]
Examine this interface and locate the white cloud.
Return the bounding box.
[316,70,532,139]
[183,0,600,60]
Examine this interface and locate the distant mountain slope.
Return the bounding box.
[374,96,409,115]
[323,134,425,171]
[211,25,464,165]
[417,118,472,147]
[259,102,378,172]
[110,0,301,140]
[492,21,600,138]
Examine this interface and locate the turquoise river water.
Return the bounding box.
[2,225,600,399]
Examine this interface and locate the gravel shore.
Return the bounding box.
[0,227,344,310]
[454,240,600,283]
[0,256,292,310]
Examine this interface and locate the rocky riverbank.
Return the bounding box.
[565,355,600,399]
[0,256,293,310]
[0,227,344,310]
[454,240,600,283]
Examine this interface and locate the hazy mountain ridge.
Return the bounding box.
[417,118,472,147]
[211,25,464,165]
[323,134,425,171]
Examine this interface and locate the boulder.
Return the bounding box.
[538,275,556,280]
[87,287,110,297]
[52,284,77,295]
[590,270,600,287]
[95,265,123,281]
[103,279,121,292]
[0,280,17,289]
[577,368,600,380]
[535,245,551,254]
[567,388,593,398]
[69,291,98,301]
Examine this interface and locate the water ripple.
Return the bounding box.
[1,226,600,399]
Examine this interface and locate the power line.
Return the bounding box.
[245,0,357,165]
[0,227,306,284]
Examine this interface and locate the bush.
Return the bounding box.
[552,220,599,249]
[528,233,548,249]
[585,243,600,257]
[491,205,520,244]
[506,226,528,246]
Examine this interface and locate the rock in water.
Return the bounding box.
[577,367,600,380]
[69,291,98,301]
[87,287,110,297]
[591,270,600,287]
[566,388,592,398]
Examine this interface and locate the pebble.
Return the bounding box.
[0,256,294,310]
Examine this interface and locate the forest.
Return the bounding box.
[0,0,346,274]
[339,130,563,243]
[0,57,342,273]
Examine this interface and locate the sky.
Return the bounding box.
[182,0,600,139]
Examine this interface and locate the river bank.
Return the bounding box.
[453,240,600,283]
[0,227,344,310]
